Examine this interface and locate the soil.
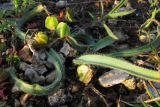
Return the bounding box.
[0,0,160,107]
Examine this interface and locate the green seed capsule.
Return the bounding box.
[34,32,48,45]
[45,16,58,30]
[56,22,70,38]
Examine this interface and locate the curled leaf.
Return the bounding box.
[8,49,64,95]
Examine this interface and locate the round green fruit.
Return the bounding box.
[45,15,58,30]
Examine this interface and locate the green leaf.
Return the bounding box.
[45,15,59,30]
[56,22,70,38]
[103,23,118,40]
[65,8,76,22]
[66,36,89,52]
[106,9,135,18]
[92,36,115,51]
[108,0,126,14]
[108,36,160,57]
[74,54,160,82]
[100,0,104,17]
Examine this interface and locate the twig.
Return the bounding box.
[144,97,160,103]
[88,84,110,107]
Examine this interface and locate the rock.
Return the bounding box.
[118,44,129,50]
[48,89,72,106]
[38,50,47,61]
[98,69,130,88]
[45,61,55,69]
[14,99,20,107]
[113,31,129,41]
[31,64,47,75]
[56,0,68,7]
[19,62,47,75]
[71,84,80,93]
[45,71,56,83]
[59,53,65,64]
[11,85,21,93]
[25,69,45,83]
[19,62,31,71]
[60,42,77,57]
[108,19,118,25]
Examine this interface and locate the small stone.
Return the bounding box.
[108,19,118,25]
[56,0,68,7]
[71,85,79,93]
[25,69,45,83]
[118,44,129,50]
[14,99,20,107]
[19,62,31,71]
[48,89,72,106]
[31,64,47,75]
[46,71,56,83]
[11,85,21,93]
[38,50,47,61]
[45,61,54,69]
[99,69,130,88]
[113,31,129,41]
[60,42,77,57]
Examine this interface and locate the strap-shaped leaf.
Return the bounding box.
[108,36,160,57]
[103,23,118,40]
[9,49,64,95]
[106,9,135,18]
[65,36,89,52]
[91,36,115,52]
[14,28,26,41]
[74,54,160,82]
[108,0,126,14]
